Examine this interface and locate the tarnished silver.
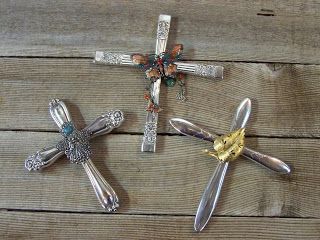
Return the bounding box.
[169,98,291,232]
[94,53,223,79]
[94,52,134,66]
[93,14,224,152]
[56,128,91,164]
[24,99,124,211]
[143,122,158,145]
[25,106,124,171]
[141,14,171,152]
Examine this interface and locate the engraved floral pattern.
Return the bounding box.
[103,52,123,64]
[105,110,124,128]
[25,151,45,171]
[157,21,170,39]
[143,122,157,144]
[194,65,217,77]
[105,195,119,212]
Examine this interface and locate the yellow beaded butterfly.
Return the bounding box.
[205,128,245,162]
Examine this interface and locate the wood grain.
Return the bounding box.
[0,131,318,217]
[1,1,319,238]
[1,211,319,240]
[0,0,319,63]
[0,58,320,137]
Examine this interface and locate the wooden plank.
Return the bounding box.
[0,1,319,63]
[0,131,319,217]
[1,211,319,240]
[0,58,320,137]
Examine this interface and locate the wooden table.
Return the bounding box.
[0,1,319,239]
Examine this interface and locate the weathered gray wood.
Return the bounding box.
[0,131,318,217]
[1,0,319,238]
[1,211,319,240]
[0,1,319,63]
[0,58,319,137]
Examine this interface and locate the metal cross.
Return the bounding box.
[24,99,124,211]
[94,14,224,152]
[170,98,291,232]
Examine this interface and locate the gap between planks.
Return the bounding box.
[1,211,319,240]
[1,58,320,138]
[1,132,319,217]
[1,56,320,66]
[0,129,320,141]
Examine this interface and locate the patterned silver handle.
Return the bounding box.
[24,147,64,171]
[83,159,119,211]
[25,110,124,171]
[49,99,120,211]
[94,52,224,80]
[24,99,123,211]
[25,99,74,171]
[94,52,134,66]
[141,14,171,152]
[175,62,223,79]
[84,110,124,137]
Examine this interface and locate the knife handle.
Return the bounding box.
[194,161,229,232]
[242,147,291,174]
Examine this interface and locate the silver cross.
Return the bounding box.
[170,98,291,231]
[24,99,124,212]
[94,14,223,152]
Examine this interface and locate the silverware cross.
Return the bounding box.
[24,99,124,211]
[170,98,291,231]
[94,14,223,152]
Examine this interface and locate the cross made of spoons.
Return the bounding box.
[170,98,291,232]
[24,99,124,212]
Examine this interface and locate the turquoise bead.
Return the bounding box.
[62,124,74,136]
[165,77,176,87]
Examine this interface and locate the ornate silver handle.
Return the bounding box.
[141,14,171,152]
[25,146,64,171]
[25,99,122,211]
[94,52,223,80]
[84,110,124,136]
[83,159,119,211]
[25,109,124,171]
[175,62,223,79]
[50,99,120,211]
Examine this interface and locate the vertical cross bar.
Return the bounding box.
[141,15,171,152]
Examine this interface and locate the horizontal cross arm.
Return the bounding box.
[175,62,223,79]
[94,51,223,79]
[94,51,134,66]
[24,109,124,171]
